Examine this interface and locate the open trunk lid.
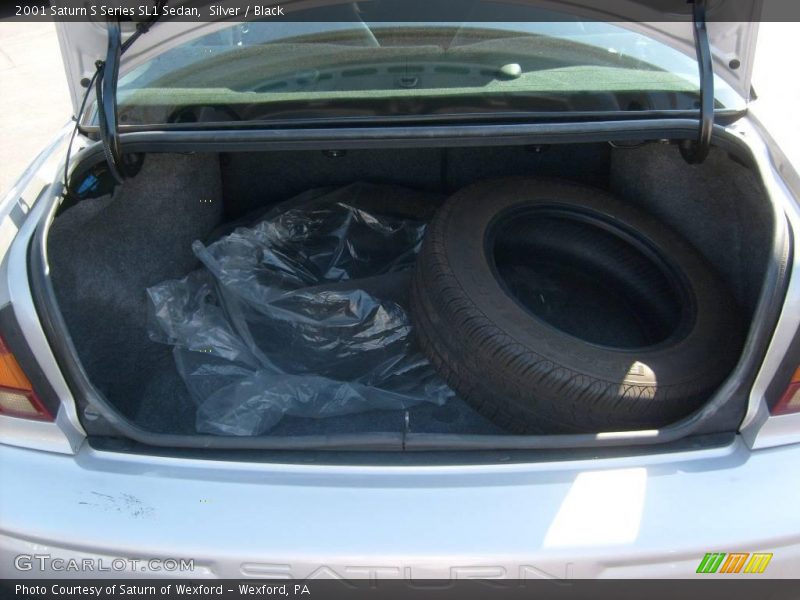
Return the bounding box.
[53,0,761,119]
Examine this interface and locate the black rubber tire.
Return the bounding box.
[410,177,744,433]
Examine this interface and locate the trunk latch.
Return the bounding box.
[679,0,714,164]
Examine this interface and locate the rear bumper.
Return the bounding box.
[1,437,799,579]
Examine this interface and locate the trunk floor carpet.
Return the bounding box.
[49,156,504,437]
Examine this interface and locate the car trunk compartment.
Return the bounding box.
[42,140,778,448]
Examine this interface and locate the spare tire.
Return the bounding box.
[410,177,744,433]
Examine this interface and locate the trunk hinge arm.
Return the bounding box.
[95,3,164,182]
[679,0,714,164]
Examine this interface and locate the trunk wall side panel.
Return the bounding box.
[609,145,776,433]
[609,145,773,317]
[48,153,224,431]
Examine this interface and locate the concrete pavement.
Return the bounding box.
[0,22,71,195]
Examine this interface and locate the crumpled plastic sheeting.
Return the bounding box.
[147,184,452,435]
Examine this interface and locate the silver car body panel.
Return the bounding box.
[1,435,800,578]
[738,107,800,449]
[0,126,85,455]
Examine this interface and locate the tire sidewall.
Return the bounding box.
[439,177,742,387]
